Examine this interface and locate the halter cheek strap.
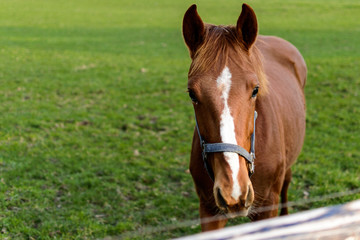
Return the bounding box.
[195,111,258,181]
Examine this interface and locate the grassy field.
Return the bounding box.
[0,0,359,239]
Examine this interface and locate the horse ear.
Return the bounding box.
[182,4,205,58]
[236,3,258,50]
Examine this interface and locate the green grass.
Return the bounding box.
[0,0,359,239]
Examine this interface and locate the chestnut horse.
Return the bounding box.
[183,3,306,231]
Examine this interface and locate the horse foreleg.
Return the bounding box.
[249,191,280,221]
[199,202,227,231]
[250,168,292,221]
[280,168,292,216]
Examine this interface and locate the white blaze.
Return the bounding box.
[216,66,241,200]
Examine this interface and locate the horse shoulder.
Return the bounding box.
[256,35,307,90]
[254,35,307,170]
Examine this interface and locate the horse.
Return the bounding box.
[182,3,306,231]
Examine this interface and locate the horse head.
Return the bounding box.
[183,4,267,215]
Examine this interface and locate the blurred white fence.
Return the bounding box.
[175,199,360,240]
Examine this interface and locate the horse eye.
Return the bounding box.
[252,86,259,98]
[188,89,198,103]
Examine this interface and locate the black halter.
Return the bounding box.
[194,111,257,181]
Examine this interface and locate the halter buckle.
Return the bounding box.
[249,152,255,176]
[201,140,207,160]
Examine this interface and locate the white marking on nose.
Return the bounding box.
[216,66,241,200]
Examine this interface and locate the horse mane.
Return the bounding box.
[189,25,268,96]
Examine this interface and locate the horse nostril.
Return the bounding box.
[217,188,228,208]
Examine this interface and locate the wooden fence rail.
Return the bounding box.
[175,199,360,240]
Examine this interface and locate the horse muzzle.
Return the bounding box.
[214,182,254,215]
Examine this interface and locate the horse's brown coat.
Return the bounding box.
[183,4,306,231]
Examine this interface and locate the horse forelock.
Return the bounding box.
[189,25,268,96]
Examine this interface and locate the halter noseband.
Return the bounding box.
[194,111,258,181]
